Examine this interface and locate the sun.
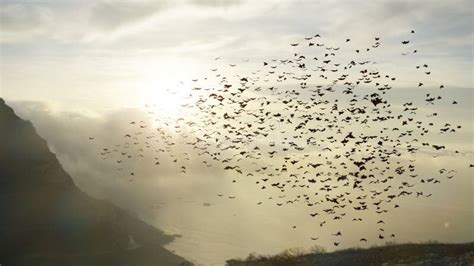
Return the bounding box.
[136,59,200,119]
[137,58,218,123]
[145,80,189,117]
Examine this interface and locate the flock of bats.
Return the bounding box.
[90,30,471,246]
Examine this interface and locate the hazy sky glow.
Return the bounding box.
[1,1,473,265]
[1,0,473,110]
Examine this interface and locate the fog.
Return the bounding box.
[8,99,473,265]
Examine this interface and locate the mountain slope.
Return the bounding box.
[0,98,191,266]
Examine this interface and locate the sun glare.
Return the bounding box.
[139,59,221,124]
[147,81,188,116]
[138,60,198,121]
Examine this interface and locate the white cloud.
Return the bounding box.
[190,0,243,8]
[0,3,52,42]
[89,1,171,31]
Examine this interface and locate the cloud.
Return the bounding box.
[8,100,230,211]
[190,0,243,8]
[0,3,52,42]
[0,4,50,32]
[89,1,170,31]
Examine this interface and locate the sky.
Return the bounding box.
[1,0,473,110]
[1,0,473,265]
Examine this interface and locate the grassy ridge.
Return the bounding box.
[227,242,474,266]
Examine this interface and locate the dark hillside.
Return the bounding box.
[0,98,191,266]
